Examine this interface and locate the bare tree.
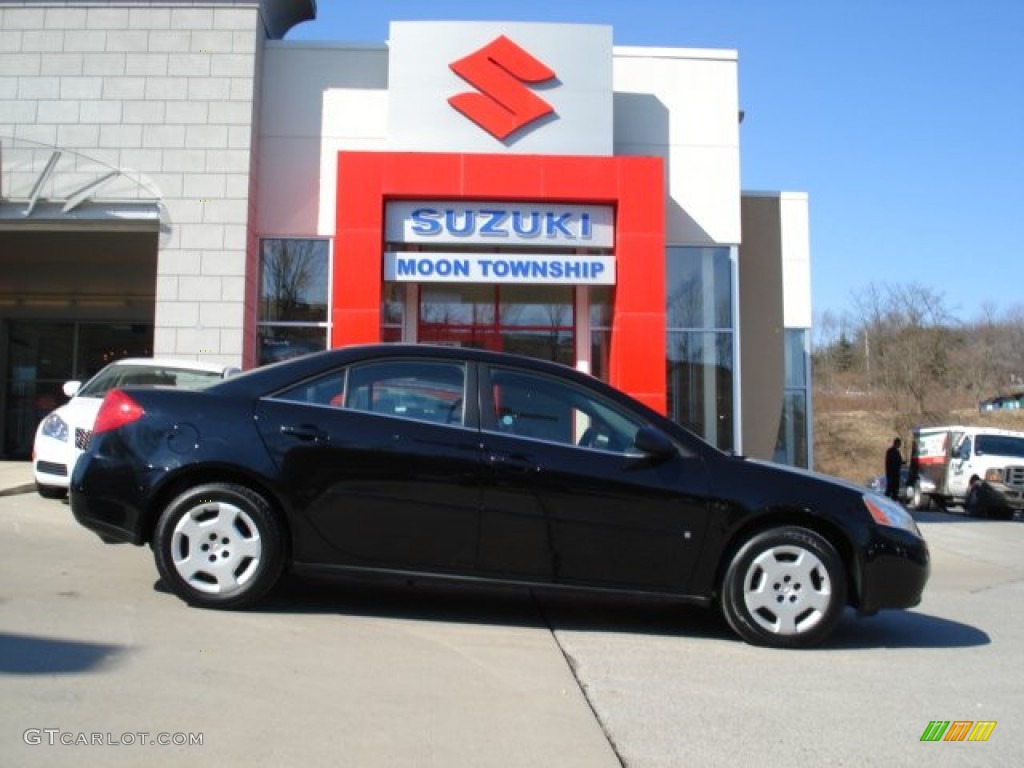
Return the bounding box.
[854,282,961,429]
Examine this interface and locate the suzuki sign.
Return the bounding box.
[386,202,614,247]
[388,21,613,155]
[448,35,558,141]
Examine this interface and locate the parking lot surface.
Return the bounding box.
[1,485,1021,767]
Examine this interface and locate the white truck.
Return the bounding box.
[911,425,1024,519]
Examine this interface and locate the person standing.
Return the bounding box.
[885,437,904,501]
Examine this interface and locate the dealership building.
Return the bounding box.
[0,0,812,466]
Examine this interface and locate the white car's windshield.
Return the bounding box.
[77,365,223,398]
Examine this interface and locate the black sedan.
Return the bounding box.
[70,344,929,648]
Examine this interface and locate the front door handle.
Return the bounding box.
[487,451,540,473]
[280,424,328,442]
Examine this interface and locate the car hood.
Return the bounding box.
[708,453,875,515]
[743,457,872,495]
[48,395,104,432]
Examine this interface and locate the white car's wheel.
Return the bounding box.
[153,483,285,609]
[721,527,847,648]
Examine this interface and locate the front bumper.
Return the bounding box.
[977,481,1024,511]
[32,435,74,488]
[856,526,930,614]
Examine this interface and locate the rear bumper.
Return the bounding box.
[69,451,149,545]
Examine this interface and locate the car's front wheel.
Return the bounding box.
[153,483,285,609]
[720,526,847,649]
[964,482,986,518]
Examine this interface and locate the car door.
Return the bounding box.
[947,432,973,498]
[254,357,482,574]
[476,364,711,592]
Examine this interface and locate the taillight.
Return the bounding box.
[93,389,145,434]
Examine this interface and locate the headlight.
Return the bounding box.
[863,493,921,536]
[984,468,1003,483]
[39,412,70,443]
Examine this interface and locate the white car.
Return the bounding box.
[32,358,239,498]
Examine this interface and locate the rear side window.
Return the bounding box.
[345,360,466,426]
[272,369,347,407]
[271,360,467,427]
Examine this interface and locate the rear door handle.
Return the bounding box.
[280,424,328,442]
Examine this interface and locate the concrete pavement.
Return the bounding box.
[3,468,1023,766]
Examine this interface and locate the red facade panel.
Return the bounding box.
[334,151,667,412]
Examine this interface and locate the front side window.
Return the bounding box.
[485,367,642,454]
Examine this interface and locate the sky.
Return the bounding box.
[286,1,1024,328]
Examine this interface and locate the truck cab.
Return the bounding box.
[950,431,1024,520]
[913,425,1024,518]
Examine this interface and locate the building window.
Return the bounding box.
[416,284,574,365]
[589,285,612,381]
[774,329,811,468]
[258,239,329,365]
[665,246,735,452]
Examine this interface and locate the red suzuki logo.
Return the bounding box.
[448,35,558,141]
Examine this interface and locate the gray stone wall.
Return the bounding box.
[0,2,266,366]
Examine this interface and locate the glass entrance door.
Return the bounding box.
[418,284,575,366]
[2,321,153,459]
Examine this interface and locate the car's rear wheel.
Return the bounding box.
[721,526,847,649]
[909,482,932,510]
[153,483,285,609]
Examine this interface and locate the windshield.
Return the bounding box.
[77,364,223,398]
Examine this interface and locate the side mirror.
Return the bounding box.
[632,425,676,458]
[63,380,82,398]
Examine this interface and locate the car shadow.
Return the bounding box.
[222,573,990,650]
[826,608,990,650]
[0,631,125,675]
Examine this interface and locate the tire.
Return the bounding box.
[964,483,986,518]
[36,482,67,500]
[720,526,847,649]
[153,482,285,609]
[909,483,932,511]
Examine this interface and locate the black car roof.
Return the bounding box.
[212,344,589,398]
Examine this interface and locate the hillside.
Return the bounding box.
[813,392,1024,486]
